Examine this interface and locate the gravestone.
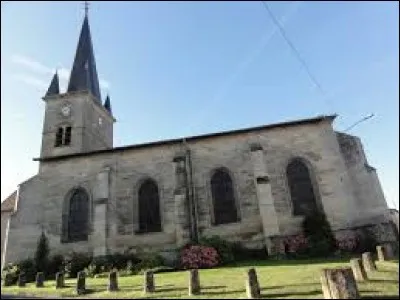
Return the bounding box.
[76,271,86,295]
[188,269,200,295]
[56,272,65,289]
[350,258,367,281]
[35,272,44,287]
[245,268,261,299]
[320,268,359,299]
[144,270,155,293]
[377,244,395,261]
[362,252,376,272]
[108,270,118,292]
[18,272,26,287]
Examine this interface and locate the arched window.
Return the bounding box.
[211,168,238,225]
[138,179,162,233]
[61,188,89,243]
[286,158,318,216]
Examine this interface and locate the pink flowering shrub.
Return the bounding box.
[336,233,359,253]
[180,245,220,269]
[280,234,309,254]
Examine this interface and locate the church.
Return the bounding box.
[1,8,396,268]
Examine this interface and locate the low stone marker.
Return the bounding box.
[144,270,155,293]
[76,271,86,295]
[320,268,359,299]
[245,268,261,299]
[362,252,376,272]
[188,269,200,295]
[56,272,65,289]
[108,270,118,292]
[35,272,45,287]
[350,258,368,281]
[18,272,26,287]
[377,244,395,261]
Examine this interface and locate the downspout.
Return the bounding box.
[183,138,199,243]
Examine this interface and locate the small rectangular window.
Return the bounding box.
[55,127,63,147]
[64,127,72,145]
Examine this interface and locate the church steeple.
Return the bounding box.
[67,8,101,102]
[45,71,60,97]
[104,94,112,114]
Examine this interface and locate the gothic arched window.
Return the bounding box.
[211,168,238,225]
[286,158,318,216]
[61,188,89,243]
[138,179,162,233]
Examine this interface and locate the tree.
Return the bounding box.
[34,231,50,272]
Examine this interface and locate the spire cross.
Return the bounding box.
[83,1,90,16]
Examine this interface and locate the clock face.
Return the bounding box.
[61,105,71,117]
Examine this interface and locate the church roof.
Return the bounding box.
[1,191,17,213]
[66,13,102,102]
[34,114,337,162]
[45,72,60,97]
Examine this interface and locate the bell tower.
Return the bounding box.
[40,5,115,159]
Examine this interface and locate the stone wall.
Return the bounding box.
[336,132,390,226]
[3,117,391,264]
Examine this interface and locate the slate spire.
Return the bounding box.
[67,11,101,102]
[45,71,60,97]
[104,94,112,114]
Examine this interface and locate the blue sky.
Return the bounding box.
[1,1,398,209]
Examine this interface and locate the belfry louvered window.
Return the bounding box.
[286,158,318,216]
[211,168,238,225]
[138,179,162,233]
[55,126,72,147]
[55,127,64,147]
[66,188,89,242]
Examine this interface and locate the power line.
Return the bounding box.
[343,113,374,132]
[261,1,335,113]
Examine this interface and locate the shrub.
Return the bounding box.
[302,213,337,257]
[1,263,19,285]
[135,251,165,271]
[198,236,234,264]
[18,258,37,283]
[180,245,220,269]
[34,232,50,273]
[63,252,92,278]
[47,254,64,280]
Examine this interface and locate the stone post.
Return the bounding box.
[362,252,376,272]
[108,270,118,292]
[377,244,395,261]
[18,272,26,287]
[144,271,155,293]
[35,272,44,287]
[245,268,261,299]
[76,271,86,295]
[349,258,367,281]
[188,269,200,295]
[320,268,359,299]
[55,272,65,289]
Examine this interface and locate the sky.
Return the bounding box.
[1,1,399,209]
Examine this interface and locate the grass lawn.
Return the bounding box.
[2,258,399,299]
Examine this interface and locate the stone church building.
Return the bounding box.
[1,10,396,268]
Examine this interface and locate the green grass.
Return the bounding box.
[2,259,399,299]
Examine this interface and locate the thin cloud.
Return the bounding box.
[11,54,111,92]
[12,74,48,90]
